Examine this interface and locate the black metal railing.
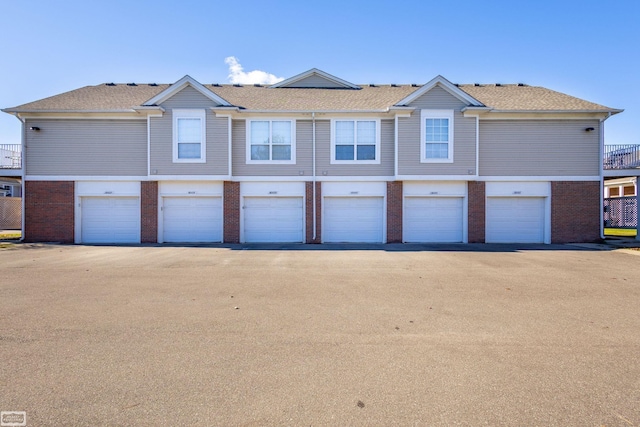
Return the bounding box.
[604,144,640,170]
[0,144,22,169]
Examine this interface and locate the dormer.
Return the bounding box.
[269,68,361,89]
[143,75,232,106]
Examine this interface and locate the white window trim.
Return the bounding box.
[330,119,381,165]
[245,119,297,165]
[420,109,454,163]
[172,109,206,163]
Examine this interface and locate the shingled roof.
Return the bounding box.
[3,80,619,114]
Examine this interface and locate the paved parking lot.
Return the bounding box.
[1,243,639,426]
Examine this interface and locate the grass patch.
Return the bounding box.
[0,232,21,240]
[604,228,637,237]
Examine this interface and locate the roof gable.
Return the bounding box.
[143,75,230,106]
[396,75,484,107]
[269,68,360,89]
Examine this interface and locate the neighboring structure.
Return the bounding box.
[604,177,637,198]
[603,176,638,233]
[2,69,623,244]
[0,144,22,230]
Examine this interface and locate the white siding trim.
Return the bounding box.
[479,176,600,181]
[25,176,146,181]
[152,175,230,181]
[232,176,396,182]
[396,175,478,181]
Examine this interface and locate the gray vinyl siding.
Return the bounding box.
[284,75,347,88]
[150,86,229,175]
[25,119,146,176]
[232,120,313,176]
[479,120,600,176]
[398,86,477,175]
[314,119,395,176]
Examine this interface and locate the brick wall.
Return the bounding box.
[387,181,403,243]
[24,181,74,243]
[141,181,158,243]
[305,181,322,243]
[551,181,600,243]
[468,181,485,243]
[223,181,240,243]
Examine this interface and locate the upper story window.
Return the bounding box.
[246,120,296,164]
[421,110,454,163]
[173,109,206,163]
[330,119,380,164]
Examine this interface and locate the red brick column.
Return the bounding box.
[24,181,74,243]
[387,181,403,243]
[224,181,240,243]
[305,181,322,243]
[468,181,485,243]
[141,181,158,243]
[551,181,600,243]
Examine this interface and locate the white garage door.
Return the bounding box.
[486,197,545,243]
[323,197,384,243]
[163,197,222,243]
[404,197,463,243]
[243,197,304,243]
[81,197,140,243]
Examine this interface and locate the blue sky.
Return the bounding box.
[1,0,638,145]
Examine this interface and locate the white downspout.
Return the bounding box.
[228,116,232,180]
[312,112,317,242]
[394,115,399,178]
[14,113,26,242]
[599,114,609,240]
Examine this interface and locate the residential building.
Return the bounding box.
[1,69,622,244]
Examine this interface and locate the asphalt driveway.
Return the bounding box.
[1,243,639,426]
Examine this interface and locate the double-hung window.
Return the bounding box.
[331,119,380,164]
[421,110,454,163]
[173,109,206,163]
[246,120,295,163]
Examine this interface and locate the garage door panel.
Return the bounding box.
[486,197,545,243]
[81,197,140,244]
[244,197,304,243]
[404,197,463,243]
[163,197,222,243]
[323,197,384,243]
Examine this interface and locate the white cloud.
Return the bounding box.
[224,56,284,85]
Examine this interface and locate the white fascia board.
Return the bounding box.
[604,176,637,185]
[475,110,622,120]
[15,112,153,120]
[479,176,601,181]
[25,175,147,181]
[232,176,395,182]
[269,68,360,89]
[143,75,231,106]
[151,175,231,181]
[25,175,233,181]
[396,175,477,181]
[396,75,484,107]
